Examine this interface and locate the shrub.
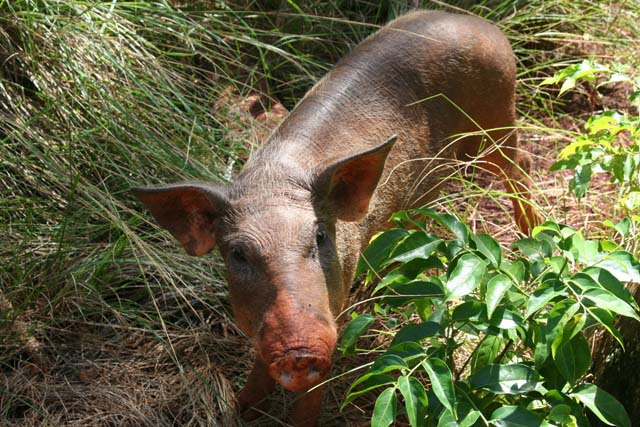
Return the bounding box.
[342,209,639,426]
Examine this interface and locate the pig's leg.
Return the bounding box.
[289,385,324,427]
[480,133,541,234]
[237,357,276,420]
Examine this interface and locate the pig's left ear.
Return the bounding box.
[315,135,397,221]
[132,183,228,256]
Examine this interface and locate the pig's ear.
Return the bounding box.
[132,183,228,256]
[315,135,397,221]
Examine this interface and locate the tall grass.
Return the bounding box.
[1,1,638,425]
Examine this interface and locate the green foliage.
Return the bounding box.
[540,59,611,96]
[542,62,640,220]
[343,209,639,426]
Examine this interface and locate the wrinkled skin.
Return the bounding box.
[133,10,540,426]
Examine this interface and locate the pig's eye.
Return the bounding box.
[316,228,326,246]
[230,247,248,264]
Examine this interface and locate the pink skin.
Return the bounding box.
[216,203,348,426]
[223,205,343,394]
[133,137,392,425]
[259,292,337,392]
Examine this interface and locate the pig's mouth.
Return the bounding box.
[265,347,333,392]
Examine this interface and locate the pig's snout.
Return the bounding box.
[269,350,331,392]
[257,291,338,392]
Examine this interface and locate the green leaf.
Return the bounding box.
[501,259,526,285]
[422,358,456,417]
[571,383,631,427]
[593,251,640,283]
[452,300,485,322]
[375,258,444,294]
[357,229,409,276]
[390,210,426,229]
[534,340,550,371]
[555,138,594,161]
[385,342,427,365]
[344,374,395,408]
[582,267,638,309]
[415,208,469,243]
[341,314,375,355]
[540,75,560,86]
[544,300,580,356]
[587,307,624,348]
[559,76,576,95]
[621,191,640,211]
[551,313,587,356]
[525,280,566,318]
[370,354,409,375]
[471,335,503,372]
[553,334,591,385]
[585,115,615,135]
[445,253,488,301]
[605,217,631,237]
[437,402,481,427]
[548,404,575,424]
[512,238,553,260]
[470,364,542,395]
[600,240,620,252]
[573,60,609,81]
[606,72,630,84]
[489,308,524,330]
[490,406,550,427]
[398,376,428,427]
[386,232,443,266]
[571,164,592,199]
[391,322,443,346]
[611,154,634,183]
[547,256,569,275]
[612,217,631,237]
[586,113,622,134]
[372,387,397,427]
[582,288,640,320]
[471,233,502,267]
[536,231,562,254]
[568,232,599,263]
[486,274,513,319]
[545,390,590,426]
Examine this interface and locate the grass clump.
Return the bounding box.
[0,2,258,425]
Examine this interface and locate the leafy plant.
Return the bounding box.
[541,61,640,218]
[342,208,639,426]
[540,59,624,97]
[552,111,640,211]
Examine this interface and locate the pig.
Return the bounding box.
[133,10,539,426]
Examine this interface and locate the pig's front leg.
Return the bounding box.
[237,357,276,420]
[289,385,324,427]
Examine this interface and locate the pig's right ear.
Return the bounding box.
[132,183,228,256]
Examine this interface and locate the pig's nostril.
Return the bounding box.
[279,371,293,388]
[307,368,320,382]
[270,352,331,392]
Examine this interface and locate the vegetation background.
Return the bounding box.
[1,0,638,425]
